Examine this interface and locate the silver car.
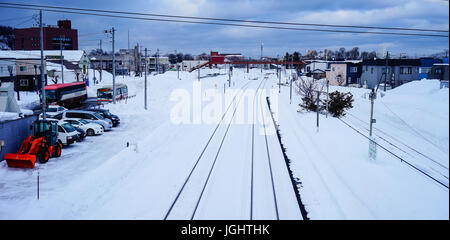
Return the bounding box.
[62,110,113,131]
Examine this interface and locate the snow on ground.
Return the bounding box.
[0,67,448,219]
[277,78,449,219]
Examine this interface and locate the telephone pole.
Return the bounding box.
[60,35,64,83]
[99,39,103,82]
[326,80,329,118]
[144,48,148,110]
[384,51,389,92]
[40,10,46,121]
[369,88,376,136]
[260,42,263,73]
[105,28,116,104]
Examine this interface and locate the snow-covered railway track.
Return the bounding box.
[339,117,449,190]
[163,80,253,219]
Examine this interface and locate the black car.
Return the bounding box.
[88,108,120,127]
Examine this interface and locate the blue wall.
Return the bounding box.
[0,115,36,162]
[419,58,441,79]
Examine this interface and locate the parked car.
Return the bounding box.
[63,119,104,136]
[39,105,67,119]
[88,108,120,127]
[62,110,113,131]
[56,121,79,146]
[40,118,80,146]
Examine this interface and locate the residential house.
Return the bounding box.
[326,61,362,86]
[428,63,449,81]
[0,58,16,82]
[419,58,441,79]
[360,59,420,89]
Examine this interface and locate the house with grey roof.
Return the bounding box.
[360,59,420,89]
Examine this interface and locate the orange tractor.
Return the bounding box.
[5,120,62,168]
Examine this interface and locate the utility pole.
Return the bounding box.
[144,48,148,110]
[290,77,292,104]
[316,91,320,131]
[99,39,103,82]
[326,80,329,118]
[105,27,116,104]
[384,51,389,92]
[40,10,46,121]
[278,65,281,93]
[369,88,376,136]
[60,35,64,84]
[198,60,200,81]
[260,42,263,74]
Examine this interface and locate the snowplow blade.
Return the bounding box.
[4,153,37,168]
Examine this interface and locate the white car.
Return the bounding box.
[63,119,104,136]
[56,121,79,146]
[39,105,67,119]
[62,110,113,131]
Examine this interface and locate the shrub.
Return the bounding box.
[325,91,354,117]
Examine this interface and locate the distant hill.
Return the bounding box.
[0,25,14,50]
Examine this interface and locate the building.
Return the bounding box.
[419,58,442,79]
[181,60,209,71]
[428,63,449,81]
[326,61,362,86]
[0,58,16,82]
[14,20,78,51]
[303,60,329,74]
[360,59,420,89]
[0,50,89,90]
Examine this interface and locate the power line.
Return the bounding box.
[0,5,448,38]
[0,2,448,33]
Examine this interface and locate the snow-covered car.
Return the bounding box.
[63,119,104,136]
[62,110,113,131]
[39,105,67,119]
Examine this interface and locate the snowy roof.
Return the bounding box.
[0,50,85,62]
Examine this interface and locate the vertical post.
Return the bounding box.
[112,27,116,104]
[278,66,281,93]
[261,42,263,73]
[228,67,231,87]
[326,80,329,118]
[37,172,39,200]
[145,48,148,110]
[99,39,103,82]
[316,91,320,131]
[369,89,375,137]
[177,62,180,80]
[198,60,200,81]
[290,77,292,104]
[60,35,64,84]
[384,51,389,92]
[40,10,46,121]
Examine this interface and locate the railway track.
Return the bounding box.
[164,75,301,219]
[163,79,253,219]
[338,117,449,190]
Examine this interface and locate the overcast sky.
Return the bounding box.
[1,0,449,57]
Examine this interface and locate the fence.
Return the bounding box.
[0,115,36,162]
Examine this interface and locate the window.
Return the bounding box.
[400,67,412,74]
[332,67,335,71]
[365,66,368,71]
[19,66,28,72]
[350,67,358,73]
[371,68,374,74]
[19,79,28,86]
[420,67,432,74]
[435,68,442,74]
[58,126,65,133]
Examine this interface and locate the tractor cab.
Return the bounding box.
[33,120,58,146]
